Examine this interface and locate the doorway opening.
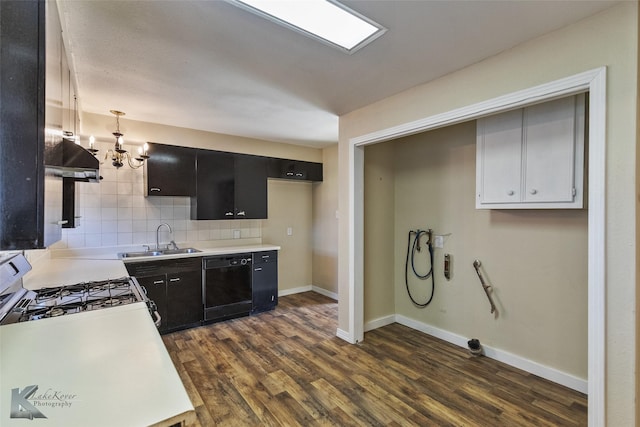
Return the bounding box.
[347,67,606,425]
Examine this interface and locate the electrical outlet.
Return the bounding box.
[434,235,444,248]
[233,229,241,239]
[287,227,293,236]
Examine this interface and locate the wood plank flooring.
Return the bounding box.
[162,292,587,426]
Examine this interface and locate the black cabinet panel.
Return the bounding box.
[252,251,278,313]
[137,274,167,331]
[267,158,323,182]
[126,257,203,334]
[192,150,235,219]
[167,269,203,329]
[145,142,197,196]
[235,154,267,219]
[0,0,56,249]
[192,151,267,220]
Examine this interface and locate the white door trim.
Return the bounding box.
[346,67,606,426]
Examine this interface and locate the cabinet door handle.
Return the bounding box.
[286,172,294,176]
[54,220,69,225]
[261,255,270,259]
[169,278,180,282]
[153,280,164,285]
[254,267,263,272]
[295,172,303,177]
[150,188,161,192]
[237,211,246,216]
[225,211,234,216]
[507,190,515,196]
[529,189,538,195]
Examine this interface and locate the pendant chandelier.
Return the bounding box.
[88,110,149,169]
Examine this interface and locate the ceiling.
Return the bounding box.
[57,0,618,149]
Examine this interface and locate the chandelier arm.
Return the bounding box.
[126,153,145,169]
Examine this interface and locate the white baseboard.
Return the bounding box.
[364,315,395,332]
[278,285,338,300]
[311,286,338,300]
[389,315,587,394]
[278,285,312,297]
[336,328,356,343]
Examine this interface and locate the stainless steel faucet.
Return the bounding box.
[156,223,172,250]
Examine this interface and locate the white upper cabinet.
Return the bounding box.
[476,94,585,209]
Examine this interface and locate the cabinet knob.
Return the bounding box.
[225,212,234,216]
[237,211,246,216]
[529,189,538,195]
[507,190,515,196]
[150,188,161,192]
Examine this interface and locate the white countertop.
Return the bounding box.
[50,243,281,262]
[0,303,195,426]
[23,259,129,290]
[3,241,282,426]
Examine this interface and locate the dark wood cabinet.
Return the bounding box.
[267,158,323,182]
[235,154,268,219]
[252,251,278,313]
[191,151,267,220]
[0,0,67,249]
[145,142,197,196]
[136,274,168,330]
[126,257,203,334]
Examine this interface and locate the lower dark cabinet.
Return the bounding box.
[126,257,203,334]
[252,251,278,313]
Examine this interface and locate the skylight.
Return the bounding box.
[229,0,386,54]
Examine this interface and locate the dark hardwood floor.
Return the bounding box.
[162,292,587,426]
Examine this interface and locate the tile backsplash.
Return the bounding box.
[58,142,261,250]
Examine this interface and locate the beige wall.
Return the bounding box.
[363,142,396,320]
[339,3,637,424]
[387,122,586,378]
[81,112,323,162]
[311,144,339,295]
[77,113,320,291]
[263,180,314,292]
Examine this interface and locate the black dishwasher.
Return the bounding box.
[203,253,252,323]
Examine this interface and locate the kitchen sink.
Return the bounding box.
[162,248,202,255]
[118,248,201,259]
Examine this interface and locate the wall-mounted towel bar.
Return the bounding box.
[473,260,496,314]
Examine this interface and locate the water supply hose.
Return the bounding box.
[405,229,435,307]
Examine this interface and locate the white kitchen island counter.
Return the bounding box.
[0,302,195,426]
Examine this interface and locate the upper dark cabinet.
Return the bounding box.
[0,0,66,249]
[144,142,197,197]
[191,151,267,220]
[267,158,323,181]
[235,154,268,219]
